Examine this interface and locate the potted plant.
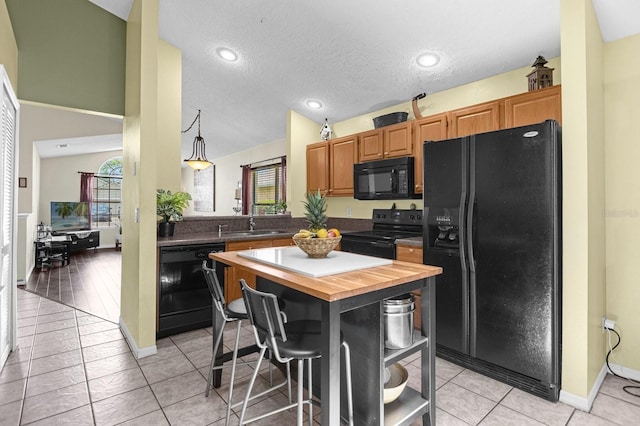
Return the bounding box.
[276,200,288,214]
[157,189,192,237]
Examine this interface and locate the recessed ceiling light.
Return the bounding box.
[217,47,238,61]
[417,53,440,67]
[306,100,323,109]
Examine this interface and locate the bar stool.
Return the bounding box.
[201,262,254,426]
[202,263,288,425]
[239,279,354,426]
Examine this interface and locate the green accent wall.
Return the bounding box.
[6,0,125,115]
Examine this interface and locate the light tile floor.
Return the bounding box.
[2,289,639,425]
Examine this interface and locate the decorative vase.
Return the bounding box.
[158,222,175,237]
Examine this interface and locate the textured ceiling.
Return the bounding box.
[38,0,640,159]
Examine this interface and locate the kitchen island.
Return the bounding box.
[211,247,442,426]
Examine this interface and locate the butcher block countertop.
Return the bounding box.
[210,247,442,302]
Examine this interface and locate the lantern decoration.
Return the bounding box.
[527,56,554,91]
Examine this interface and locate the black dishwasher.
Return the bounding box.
[158,243,225,338]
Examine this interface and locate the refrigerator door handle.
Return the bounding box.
[458,191,468,272]
[467,192,476,273]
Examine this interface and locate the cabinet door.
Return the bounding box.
[448,100,502,138]
[225,267,255,303]
[358,129,383,162]
[413,113,448,194]
[383,121,413,158]
[329,135,357,196]
[271,237,295,247]
[396,245,423,263]
[306,141,329,195]
[225,239,272,303]
[504,85,562,127]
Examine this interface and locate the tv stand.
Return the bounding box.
[55,230,100,252]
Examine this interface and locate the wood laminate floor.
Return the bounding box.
[23,248,121,323]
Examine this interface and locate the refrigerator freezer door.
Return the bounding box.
[424,138,470,355]
[469,121,560,385]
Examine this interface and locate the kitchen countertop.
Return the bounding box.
[157,230,296,247]
[211,249,441,302]
[395,236,423,247]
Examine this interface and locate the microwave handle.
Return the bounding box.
[390,169,398,192]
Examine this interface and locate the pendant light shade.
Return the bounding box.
[183,109,212,170]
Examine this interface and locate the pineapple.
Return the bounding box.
[303,189,327,233]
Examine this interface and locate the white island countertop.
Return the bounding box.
[237,246,392,277]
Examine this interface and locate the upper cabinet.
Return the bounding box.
[448,100,502,138]
[306,141,329,195]
[504,85,562,127]
[413,113,448,194]
[358,121,412,162]
[329,135,358,196]
[306,135,358,196]
[306,86,561,197]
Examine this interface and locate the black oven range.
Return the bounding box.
[340,209,423,259]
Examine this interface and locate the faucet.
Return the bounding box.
[249,207,255,231]
[218,224,228,237]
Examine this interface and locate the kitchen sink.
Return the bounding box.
[224,230,290,236]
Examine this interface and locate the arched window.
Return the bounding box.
[93,157,123,228]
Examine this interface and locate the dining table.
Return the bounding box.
[210,246,442,425]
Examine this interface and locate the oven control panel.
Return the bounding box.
[372,209,423,227]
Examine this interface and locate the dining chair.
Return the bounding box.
[238,279,354,426]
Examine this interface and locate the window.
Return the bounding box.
[250,159,286,215]
[93,157,122,229]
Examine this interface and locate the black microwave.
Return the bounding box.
[353,156,418,200]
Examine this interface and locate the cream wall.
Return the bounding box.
[604,33,640,372]
[120,0,162,355]
[559,0,607,404]
[181,139,286,217]
[0,0,17,87]
[156,39,182,190]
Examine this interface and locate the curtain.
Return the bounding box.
[80,172,94,223]
[241,165,252,215]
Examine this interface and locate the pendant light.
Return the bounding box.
[183,109,212,170]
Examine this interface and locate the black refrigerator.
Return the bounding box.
[423,120,561,401]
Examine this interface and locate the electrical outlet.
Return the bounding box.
[602,316,616,331]
[346,208,352,217]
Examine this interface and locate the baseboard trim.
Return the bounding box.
[119,318,157,359]
[608,363,640,381]
[559,364,608,412]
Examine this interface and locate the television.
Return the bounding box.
[50,201,90,232]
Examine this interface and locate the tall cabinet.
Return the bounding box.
[0,66,19,369]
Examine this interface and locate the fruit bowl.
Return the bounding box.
[292,236,341,258]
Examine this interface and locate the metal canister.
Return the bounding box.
[383,294,415,349]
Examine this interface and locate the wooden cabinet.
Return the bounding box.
[413,113,448,194]
[396,244,424,330]
[225,239,272,303]
[306,135,357,196]
[329,135,357,196]
[448,100,502,138]
[504,85,562,127]
[224,237,296,303]
[306,141,329,195]
[358,121,412,162]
